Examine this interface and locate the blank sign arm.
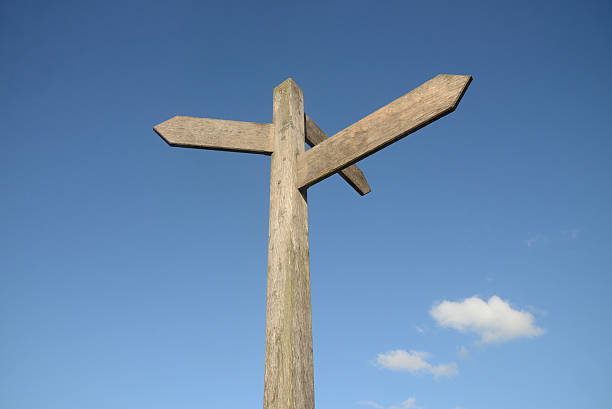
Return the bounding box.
[154,116,274,155]
[297,74,472,189]
[305,115,371,196]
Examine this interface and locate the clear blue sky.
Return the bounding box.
[1,1,611,408]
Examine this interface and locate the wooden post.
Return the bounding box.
[153,74,472,409]
[264,79,314,409]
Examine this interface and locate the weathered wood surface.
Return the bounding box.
[297,74,472,189]
[264,79,314,409]
[305,115,371,196]
[153,74,473,409]
[154,116,273,154]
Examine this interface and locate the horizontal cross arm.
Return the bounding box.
[154,116,273,155]
[297,74,472,189]
[305,115,371,196]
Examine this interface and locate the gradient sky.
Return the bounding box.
[2,1,611,409]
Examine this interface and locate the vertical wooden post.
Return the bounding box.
[264,79,314,409]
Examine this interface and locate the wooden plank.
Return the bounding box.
[264,79,314,409]
[305,115,371,196]
[153,116,273,155]
[297,74,472,189]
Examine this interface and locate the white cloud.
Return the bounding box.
[429,362,458,377]
[430,296,545,343]
[360,398,421,409]
[358,401,384,409]
[390,398,420,409]
[376,349,458,378]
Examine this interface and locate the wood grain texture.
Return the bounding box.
[305,115,370,196]
[297,74,472,189]
[264,79,314,409]
[154,116,273,155]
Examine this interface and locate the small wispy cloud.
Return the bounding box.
[359,398,421,409]
[390,397,420,409]
[457,345,469,359]
[358,401,385,409]
[525,235,548,247]
[526,304,548,317]
[430,296,545,343]
[416,326,424,334]
[526,229,580,247]
[561,228,579,239]
[375,349,458,378]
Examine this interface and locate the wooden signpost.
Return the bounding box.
[154,74,472,409]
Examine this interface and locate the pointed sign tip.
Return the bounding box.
[153,118,176,146]
[433,74,473,111]
[449,74,473,111]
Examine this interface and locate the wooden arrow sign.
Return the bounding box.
[153,116,274,154]
[154,114,372,195]
[297,74,472,189]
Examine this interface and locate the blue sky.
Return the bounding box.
[1,0,611,408]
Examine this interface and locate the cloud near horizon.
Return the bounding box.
[358,397,420,409]
[358,401,384,409]
[430,295,545,343]
[375,349,458,378]
[390,398,419,409]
